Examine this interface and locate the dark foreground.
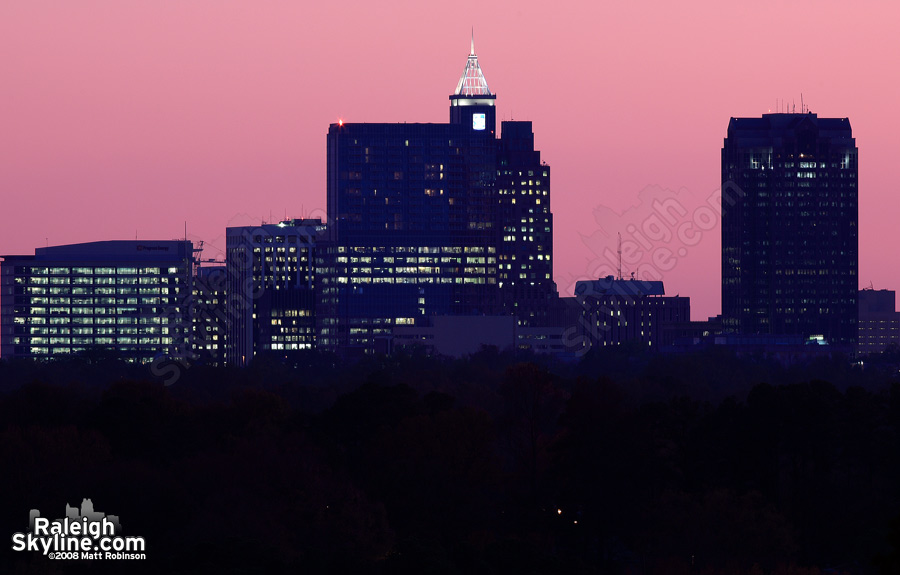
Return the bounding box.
[2,346,900,574]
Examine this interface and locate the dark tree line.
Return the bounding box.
[1,346,900,574]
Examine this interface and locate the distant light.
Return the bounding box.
[339,119,344,127]
[557,509,562,515]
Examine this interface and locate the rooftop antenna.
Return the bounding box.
[617,232,623,280]
[801,93,805,113]
[471,27,475,56]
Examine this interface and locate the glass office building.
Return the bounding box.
[224,219,324,366]
[722,113,858,347]
[320,39,555,354]
[0,241,192,362]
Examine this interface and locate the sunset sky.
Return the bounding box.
[3,0,898,320]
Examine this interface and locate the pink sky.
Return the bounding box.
[3,1,898,320]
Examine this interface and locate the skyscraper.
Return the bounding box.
[721,113,858,347]
[496,120,554,324]
[225,219,324,366]
[320,37,554,354]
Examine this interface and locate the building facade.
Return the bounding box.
[224,219,324,366]
[497,120,555,324]
[0,241,192,362]
[319,38,555,354]
[571,276,691,351]
[858,288,900,355]
[721,113,858,348]
[191,265,226,365]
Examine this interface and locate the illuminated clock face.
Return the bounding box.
[473,113,486,131]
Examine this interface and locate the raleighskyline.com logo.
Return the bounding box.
[11,498,146,561]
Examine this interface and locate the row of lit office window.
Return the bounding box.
[28,297,166,306]
[17,267,176,275]
[332,276,493,285]
[27,325,170,334]
[497,170,549,178]
[25,286,173,295]
[17,277,181,286]
[335,246,495,255]
[267,343,313,350]
[498,189,548,196]
[336,256,496,264]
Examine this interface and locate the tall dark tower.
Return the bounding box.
[318,35,557,355]
[449,33,496,135]
[497,120,555,324]
[721,113,858,348]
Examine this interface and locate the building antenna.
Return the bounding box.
[801,93,804,113]
[617,232,623,280]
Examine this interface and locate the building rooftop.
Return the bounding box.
[574,276,666,298]
[726,113,853,138]
[454,32,492,97]
[2,240,191,262]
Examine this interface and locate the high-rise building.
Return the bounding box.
[0,241,192,362]
[496,120,554,324]
[224,219,324,366]
[721,113,858,348]
[858,288,900,355]
[191,265,226,365]
[320,37,555,354]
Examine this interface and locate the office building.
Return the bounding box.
[320,38,555,354]
[224,219,324,366]
[0,241,192,362]
[721,113,858,348]
[497,120,555,324]
[191,265,226,365]
[572,276,691,350]
[858,288,900,355]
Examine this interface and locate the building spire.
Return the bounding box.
[455,31,491,97]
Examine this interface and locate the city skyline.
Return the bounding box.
[4,1,900,320]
